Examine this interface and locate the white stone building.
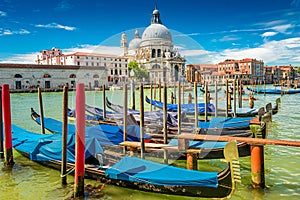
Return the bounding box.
[36,49,128,85]
[0,63,107,91]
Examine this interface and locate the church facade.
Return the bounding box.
[121,7,186,83]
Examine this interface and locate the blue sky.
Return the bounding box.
[0,0,300,66]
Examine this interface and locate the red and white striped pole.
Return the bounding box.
[2,84,14,166]
[74,83,85,197]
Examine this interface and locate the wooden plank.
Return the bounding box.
[120,141,171,149]
[177,134,300,147]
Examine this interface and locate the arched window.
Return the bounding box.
[152,64,160,69]
[14,74,23,78]
[157,49,161,57]
[151,49,156,58]
[69,74,76,78]
[43,74,51,78]
[93,74,99,78]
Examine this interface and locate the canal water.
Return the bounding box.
[1,85,300,200]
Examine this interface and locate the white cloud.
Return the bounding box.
[0,28,30,36]
[261,31,278,37]
[211,37,300,65]
[35,23,76,31]
[180,37,300,66]
[0,53,37,64]
[219,35,240,42]
[271,24,294,33]
[0,11,6,17]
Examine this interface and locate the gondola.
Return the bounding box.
[145,96,215,114]
[11,123,239,198]
[145,96,280,118]
[30,108,252,159]
[247,87,300,94]
[105,97,187,127]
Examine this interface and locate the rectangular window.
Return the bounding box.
[119,64,121,67]
[86,62,88,66]
[77,62,80,66]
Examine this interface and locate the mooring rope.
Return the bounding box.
[60,167,75,178]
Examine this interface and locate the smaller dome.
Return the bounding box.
[129,38,142,50]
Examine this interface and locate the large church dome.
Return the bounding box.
[139,6,173,47]
[142,23,172,41]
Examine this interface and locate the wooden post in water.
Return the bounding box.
[194,82,198,128]
[131,81,135,110]
[159,82,162,102]
[139,83,145,159]
[251,145,265,189]
[238,78,243,108]
[170,92,174,104]
[38,87,45,134]
[150,82,153,111]
[177,82,181,135]
[233,79,237,117]
[74,83,85,198]
[204,82,208,122]
[123,83,128,154]
[187,154,198,170]
[0,87,4,159]
[226,79,229,118]
[188,92,192,104]
[61,85,68,185]
[163,83,168,144]
[214,81,218,117]
[2,84,14,166]
[163,82,168,164]
[102,84,106,118]
[173,82,177,104]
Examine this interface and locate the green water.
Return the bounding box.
[1,86,300,200]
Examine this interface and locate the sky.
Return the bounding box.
[0,0,300,66]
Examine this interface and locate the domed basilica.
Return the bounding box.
[121,6,186,83]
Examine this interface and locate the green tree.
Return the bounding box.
[128,61,149,81]
[128,61,139,71]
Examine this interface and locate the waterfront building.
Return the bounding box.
[123,6,186,83]
[187,58,265,84]
[0,63,107,91]
[186,64,218,83]
[265,65,298,84]
[36,48,128,85]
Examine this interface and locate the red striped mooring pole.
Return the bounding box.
[74,83,85,197]
[2,84,14,166]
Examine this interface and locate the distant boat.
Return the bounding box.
[247,87,300,94]
[145,96,215,114]
[109,84,122,91]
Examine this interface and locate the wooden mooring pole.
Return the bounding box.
[0,87,4,159]
[131,81,135,110]
[139,83,145,159]
[102,84,106,118]
[2,84,14,166]
[38,87,45,134]
[74,83,85,198]
[123,83,128,154]
[194,82,198,128]
[61,85,68,185]
[163,82,168,164]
